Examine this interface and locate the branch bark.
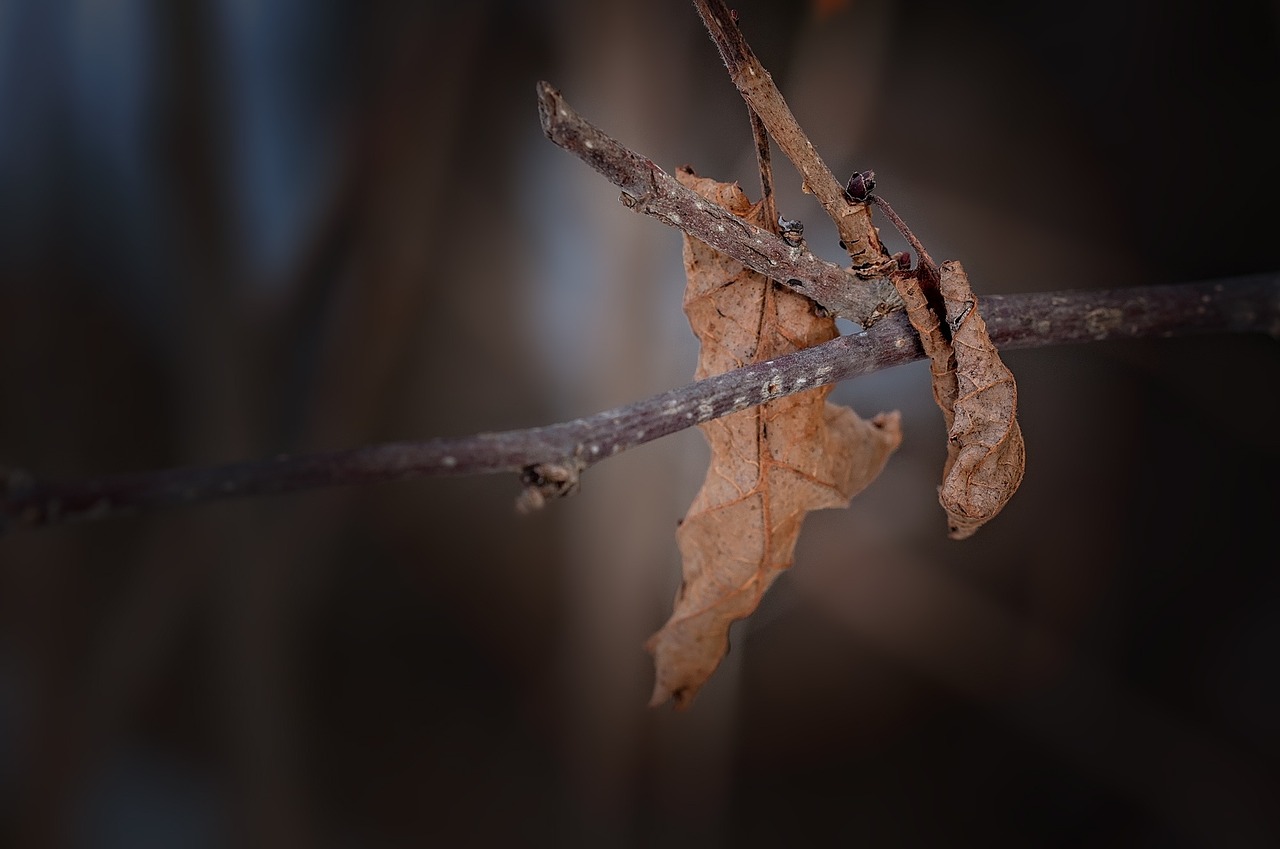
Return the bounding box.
[537,82,900,327]
[4,275,1275,534]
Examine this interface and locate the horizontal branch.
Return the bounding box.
[537,81,901,326]
[3,276,1275,534]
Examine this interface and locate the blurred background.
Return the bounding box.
[1,0,1278,845]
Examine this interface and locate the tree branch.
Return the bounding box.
[5,27,1277,536]
[537,82,900,327]
[3,275,1275,534]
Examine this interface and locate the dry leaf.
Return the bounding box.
[891,266,957,419]
[646,169,902,709]
[936,260,1026,539]
[887,256,1025,539]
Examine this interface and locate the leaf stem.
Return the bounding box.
[871,194,939,284]
[748,106,778,233]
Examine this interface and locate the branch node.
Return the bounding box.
[778,216,804,247]
[853,257,898,280]
[620,189,655,211]
[516,459,585,514]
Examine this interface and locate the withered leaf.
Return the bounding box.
[646,170,902,709]
[936,260,1026,539]
[886,256,1025,539]
[891,266,957,419]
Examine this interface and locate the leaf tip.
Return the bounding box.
[647,681,697,711]
[646,681,680,710]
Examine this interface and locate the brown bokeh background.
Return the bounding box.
[2,0,1278,846]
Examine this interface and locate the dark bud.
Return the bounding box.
[778,215,804,247]
[845,169,876,203]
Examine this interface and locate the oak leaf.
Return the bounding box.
[888,258,1025,539]
[646,169,902,709]
[936,260,1026,539]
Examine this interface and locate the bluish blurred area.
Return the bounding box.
[2,0,344,305]
[0,1,1278,847]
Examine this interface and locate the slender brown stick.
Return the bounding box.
[871,191,951,357]
[749,106,778,232]
[537,82,900,326]
[871,194,939,283]
[3,276,1275,534]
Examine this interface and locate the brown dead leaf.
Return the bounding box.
[936,260,1026,539]
[891,266,957,419]
[645,169,901,709]
[887,255,1025,539]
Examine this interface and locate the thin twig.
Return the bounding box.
[871,194,938,283]
[3,276,1275,535]
[537,82,901,327]
[749,106,777,232]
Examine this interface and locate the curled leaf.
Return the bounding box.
[646,170,902,708]
[936,261,1026,539]
[890,266,956,419]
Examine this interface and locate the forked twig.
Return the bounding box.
[693,0,893,276]
[537,82,900,326]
